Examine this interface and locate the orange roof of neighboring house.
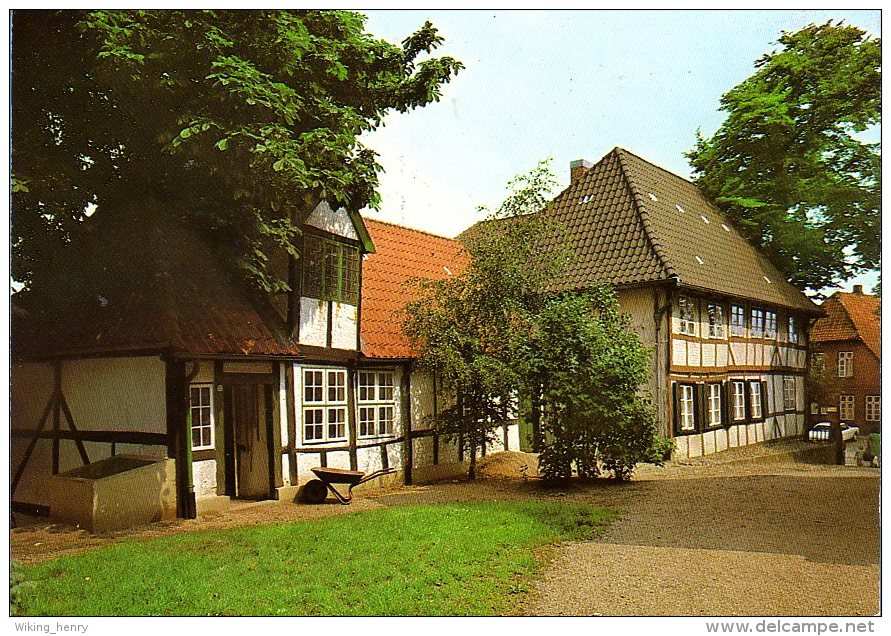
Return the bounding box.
[811,290,881,359]
[360,218,467,359]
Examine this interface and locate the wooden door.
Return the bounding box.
[231,384,270,499]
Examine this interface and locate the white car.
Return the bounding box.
[808,422,859,442]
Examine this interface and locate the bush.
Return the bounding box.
[646,435,676,465]
[522,289,659,482]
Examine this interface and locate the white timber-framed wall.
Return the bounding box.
[11,355,169,509]
[666,291,808,459]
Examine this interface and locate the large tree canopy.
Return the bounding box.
[687,22,880,292]
[12,10,462,291]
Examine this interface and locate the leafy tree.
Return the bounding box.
[404,161,562,478]
[516,289,658,481]
[687,22,880,292]
[406,162,658,481]
[12,10,462,292]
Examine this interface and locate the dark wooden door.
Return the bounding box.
[231,384,270,499]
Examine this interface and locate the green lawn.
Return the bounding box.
[18,501,615,616]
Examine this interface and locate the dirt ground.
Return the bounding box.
[10,443,880,616]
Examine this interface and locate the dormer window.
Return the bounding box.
[302,234,360,305]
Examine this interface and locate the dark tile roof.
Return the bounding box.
[12,199,301,360]
[466,148,820,315]
[811,291,881,359]
[360,219,468,359]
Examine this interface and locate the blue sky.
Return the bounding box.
[357,9,881,294]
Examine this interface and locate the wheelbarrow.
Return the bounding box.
[300,466,396,505]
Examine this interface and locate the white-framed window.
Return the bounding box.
[190,384,214,450]
[750,309,765,338]
[839,394,855,421]
[357,370,397,438]
[731,305,746,337]
[788,316,799,344]
[865,396,880,422]
[749,381,763,420]
[731,380,747,421]
[764,311,777,339]
[302,368,348,443]
[677,384,695,432]
[838,351,853,377]
[707,303,725,338]
[677,296,696,335]
[783,376,796,412]
[707,383,722,427]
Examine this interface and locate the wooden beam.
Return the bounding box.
[58,392,90,466]
[11,428,168,445]
[401,364,413,485]
[285,364,298,485]
[51,363,62,475]
[347,365,358,471]
[266,370,283,498]
[166,358,196,519]
[11,395,55,496]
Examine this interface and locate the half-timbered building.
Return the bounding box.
[463,148,823,458]
[11,200,512,524]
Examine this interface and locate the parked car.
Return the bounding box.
[808,422,859,442]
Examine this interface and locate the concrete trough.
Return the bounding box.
[49,454,177,532]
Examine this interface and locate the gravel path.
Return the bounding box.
[522,462,880,616]
[10,445,880,617]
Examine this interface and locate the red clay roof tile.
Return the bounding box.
[811,291,880,359]
[360,219,467,359]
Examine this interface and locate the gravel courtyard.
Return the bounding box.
[11,444,880,616]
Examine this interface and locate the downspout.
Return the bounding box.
[653,280,676,438]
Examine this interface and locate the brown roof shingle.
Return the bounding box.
[811,291,881,359]
[361,219,467,359]
[480,148,820,314]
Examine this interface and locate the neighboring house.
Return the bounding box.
[809,287,881,434]
[11,200,511,522]
[462,148,823,459]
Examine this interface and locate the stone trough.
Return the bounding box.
[49,454,177,532]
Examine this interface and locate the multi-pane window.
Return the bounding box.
[731,305,746,337]
[865,396,880,422]
[764,311,777,339]
[838,351,853,377]
[731,381,747,421]
[190,385,214,450]
[357,370,397,438]
[707,303,725,338]
[302,235,360,305]
[749,381,763,420]
[677,296,696,335]
[750,309,765,338]
[839,394,855,421]
[707,383,722,427]
[783,376,796,412]
[677,384,695,431]
[303,368,348,442]
[788,316,799,344]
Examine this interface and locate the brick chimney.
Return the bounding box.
[570,159,593,185]
[853,284,864,295]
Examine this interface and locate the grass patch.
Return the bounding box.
[18,501,614,616]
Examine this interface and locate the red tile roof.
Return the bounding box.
[811,291,881,359]
[360,219,467,359]
[13,199,302,360]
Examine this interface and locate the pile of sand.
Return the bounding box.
[476,451,539,480]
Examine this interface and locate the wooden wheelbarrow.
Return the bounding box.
[300,466,396,505]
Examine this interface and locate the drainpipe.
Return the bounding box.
[653,281,676,437]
